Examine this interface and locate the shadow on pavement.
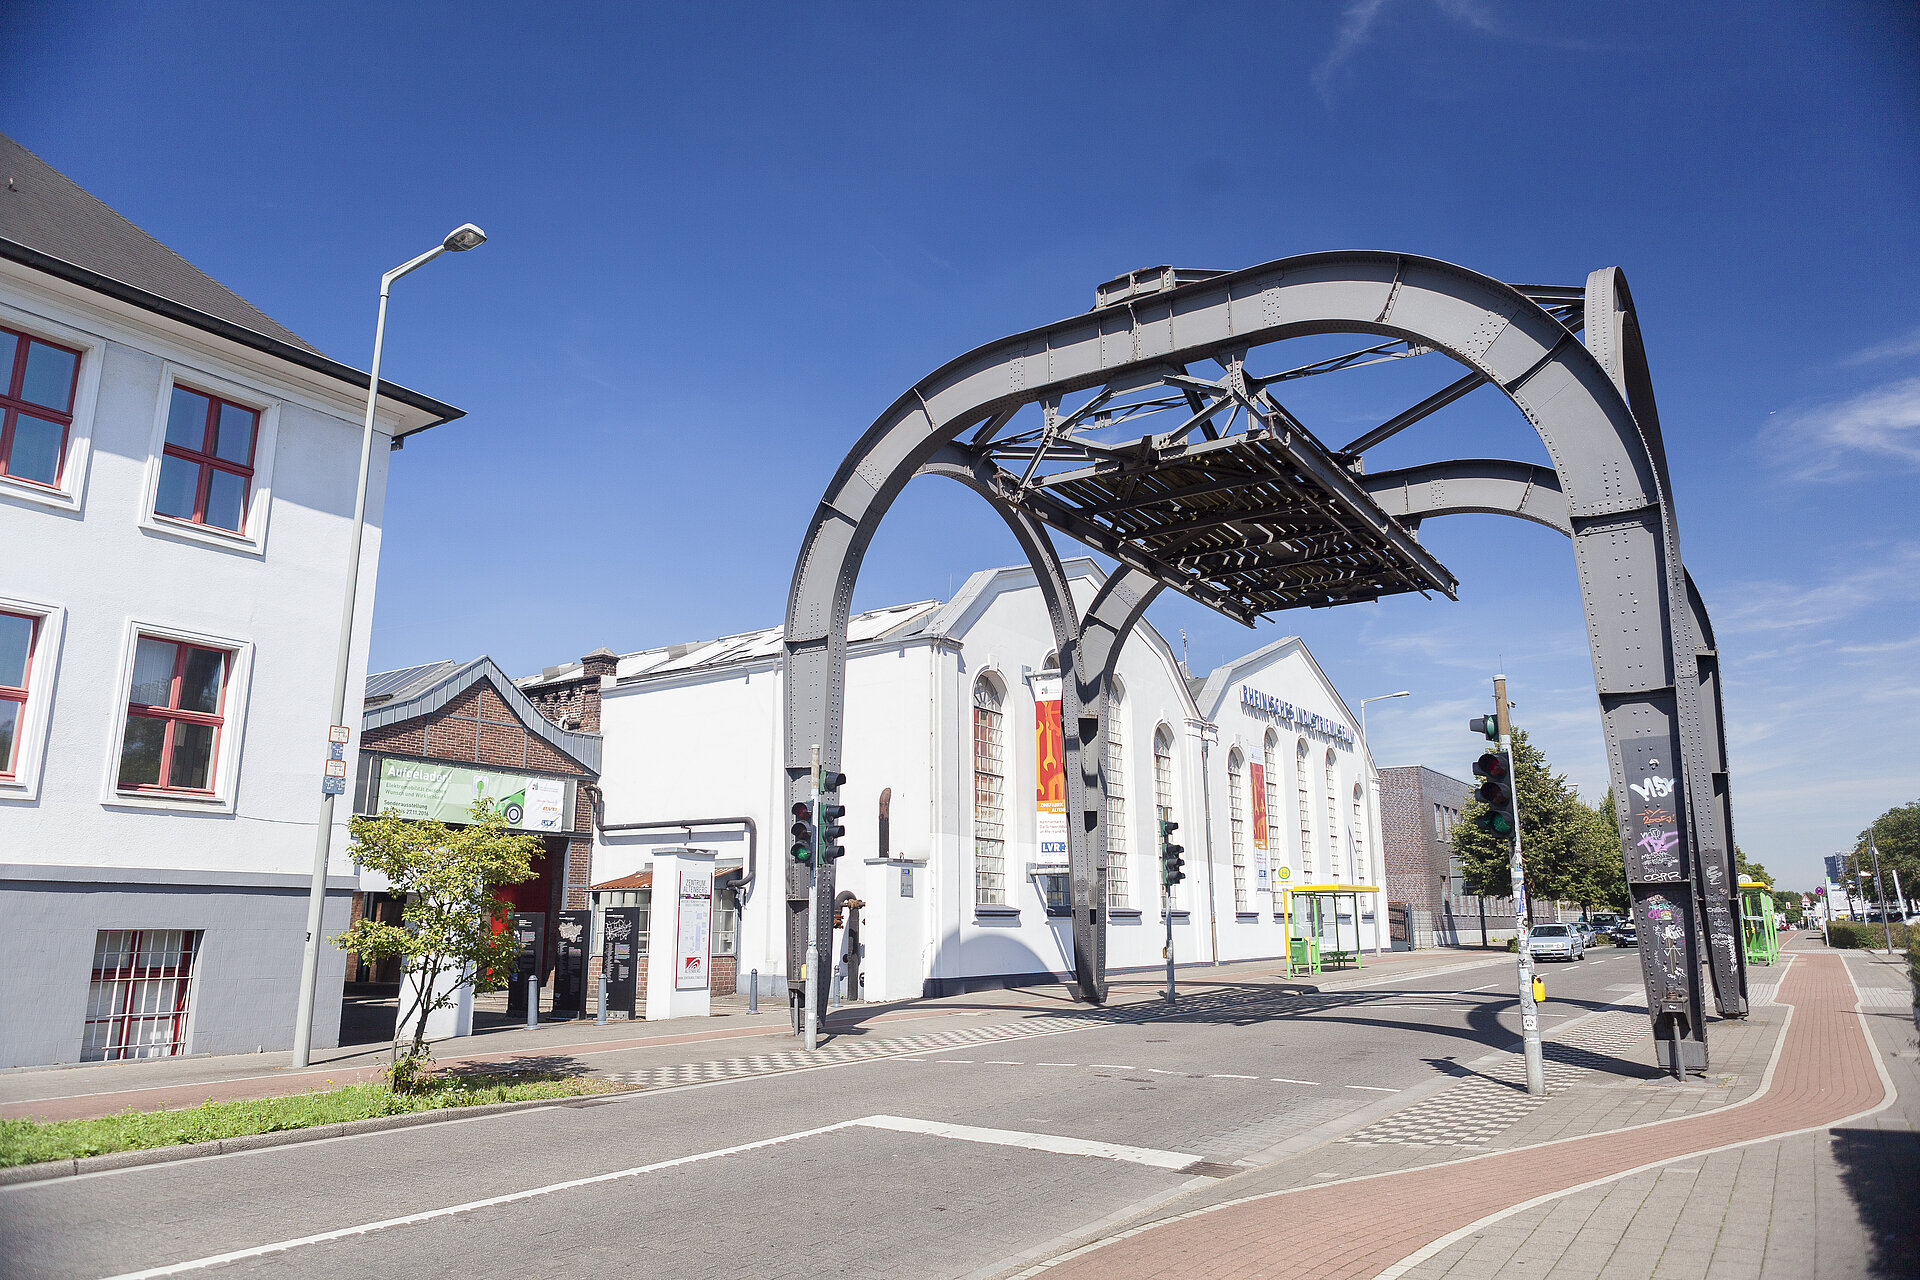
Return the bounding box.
[438,1053,593,1080]
[1828,1126,1920,1279]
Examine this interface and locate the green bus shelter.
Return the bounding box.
[1740,878,1779,966]
[1282,884,1379,976]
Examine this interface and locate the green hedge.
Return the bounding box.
[1826,919,1912,951]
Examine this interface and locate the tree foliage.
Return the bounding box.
[1450,729,1626,912]
[332,801,540,1076]
[1843,799,1920,905]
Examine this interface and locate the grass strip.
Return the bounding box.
[0,1071,627,1168]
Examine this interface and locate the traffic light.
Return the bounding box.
[1469,713,1498,741]
[789,800,815,864]
[819,771,848,860]
[1159,820,1186,886]
[1471,752,1516,837]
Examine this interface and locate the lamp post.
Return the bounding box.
[1357,691,1410,955]
[290,224,487,1069]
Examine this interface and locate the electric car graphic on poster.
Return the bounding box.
[375,760,569,831]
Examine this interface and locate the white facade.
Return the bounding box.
[566,560,1384,1004]
[0,242,447,1067]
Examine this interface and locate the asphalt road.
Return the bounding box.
[0,948,1650,1280]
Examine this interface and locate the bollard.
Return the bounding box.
[748,969,758,1014]
[595,974,608,1026]
[830,961,843,1007]
[526,975,539,1029]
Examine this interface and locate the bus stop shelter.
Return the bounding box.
[1739,879,1779,966]
[1282,884,1380,976]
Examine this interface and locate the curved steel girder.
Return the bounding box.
[911,446,1106,1003]
[785,250,1715,1063]
[1362,456,1744,1019]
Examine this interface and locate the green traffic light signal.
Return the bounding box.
[789,800,814,864]
[1469,714,1498,741]
[1159,819,1186,886]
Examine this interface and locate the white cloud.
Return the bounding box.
[1764,375,1920,478]
[1313,0,1394,102]
[1842,326,1920,366]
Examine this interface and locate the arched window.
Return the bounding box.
[1228,748,1249,913]
[1263,730,1283,887]
[1324,747,1341,881]
[972,674,1007,906]
[1105,679,1129,910]
[1296,737,1313,880]
[1352,781,1369,884]
[1154,724,1176,908]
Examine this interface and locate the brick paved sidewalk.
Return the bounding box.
[1025,950,1888,1280]
[0,946,1502,1124]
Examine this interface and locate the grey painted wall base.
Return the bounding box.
[0,878,353,1070]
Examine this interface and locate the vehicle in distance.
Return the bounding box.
[1612,922,1638,946]
[1525,923,1584,961]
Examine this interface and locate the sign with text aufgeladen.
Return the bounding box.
[675,868,713,991]
[375,759,568,832]
[1032,674,1068,863]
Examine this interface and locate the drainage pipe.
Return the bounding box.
[598,815,758,904]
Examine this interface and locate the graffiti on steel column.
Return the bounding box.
[1639,893,1691,1011]
[1621,736,1685,882]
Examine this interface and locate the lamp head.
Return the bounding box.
[443,223,487,252]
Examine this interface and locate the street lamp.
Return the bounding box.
[290,224,488,1068]
[1357,691,1410,957]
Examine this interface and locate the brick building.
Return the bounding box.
[1378,765,1516,948]
[351,657,602,1001]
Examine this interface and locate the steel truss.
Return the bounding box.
[782,252,1743,1070]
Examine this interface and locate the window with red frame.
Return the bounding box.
[118,637,229,793]
[0,324,82,488]
[0,610,37,777]
[155,385,258,533]
[82,929,201,1061]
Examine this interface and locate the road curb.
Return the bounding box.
[0,1093,604,1188]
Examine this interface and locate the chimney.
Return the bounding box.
[577,648,618,733]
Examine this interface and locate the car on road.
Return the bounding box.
[1525,923,1584,961]
[1611,922,1638,946]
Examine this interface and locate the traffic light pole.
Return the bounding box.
[1163,887,1176,1003]
[804,745,822,1052]
[1495,675,1546,1098]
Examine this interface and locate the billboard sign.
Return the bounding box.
[375,759,571,832]
[1033,674,1068,862]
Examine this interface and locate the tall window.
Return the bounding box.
[0,611,36,778]
[1263,730,1282,887]
[82,929,200,1061]
[118,637,229,793]
[156,385,259,533]
[972,675,1007,905]
[1296,737,1313,880]
[1228,749,1249,913]
[0,323,81,488]
[1352,783,1369,883]
[712,879,738,957]
[1154,724,1176,908]
[1325,748,1341,880]
[1105,680,1130,909]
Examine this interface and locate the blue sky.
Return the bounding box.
[7,2,1916,890]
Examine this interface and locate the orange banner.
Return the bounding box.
[1250,761,1269,849]
[1033,675,1067,860]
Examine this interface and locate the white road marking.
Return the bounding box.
[1210,1073,1257,1080]
[1147,1068,1183,1075]
[1461,983,1502,992]
[1089,1064,1135,1070]
[1344,1085,1397,1093]
[936,1059,975,1064]
[1271,1077,1319,1085]
[857,1114,1199,1170]
[1036,1062,1077,1067]
[985,1060,1024,1066]
[97,1119,868,1278]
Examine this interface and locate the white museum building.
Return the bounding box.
[526,558,1387,1004]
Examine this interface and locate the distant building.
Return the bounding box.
[0,132,457,1068]
[521,559,1389,1004]
[1377,765,1516,948]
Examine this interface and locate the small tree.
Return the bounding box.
[334,801,539,1085]
[1453,729,1624,913]
[1850,799,1920,906]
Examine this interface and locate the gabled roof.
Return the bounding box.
[0,131,461,438]
[363,656,601,775]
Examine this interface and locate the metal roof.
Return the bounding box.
[362,656,601,775]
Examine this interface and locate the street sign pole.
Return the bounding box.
[1868,826,1894,953]
[1495,674,1546,1097]
[803,745,822,1051]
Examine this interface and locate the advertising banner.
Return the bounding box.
[1249,761,1271,892]
[675,868,713,991]
[1033,674,1068,862]
[375,759,570,832]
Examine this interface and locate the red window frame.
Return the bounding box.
[0,609,36,779]
[82,929,199,1061]
[159,385,259,533]
[0,324,83,489]
[119,637,229,795]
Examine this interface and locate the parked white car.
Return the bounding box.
[1525,923,1585,962]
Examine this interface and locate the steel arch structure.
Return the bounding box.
[782,251,1741,1069]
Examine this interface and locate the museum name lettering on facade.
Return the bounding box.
[1238,685,1355,748]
